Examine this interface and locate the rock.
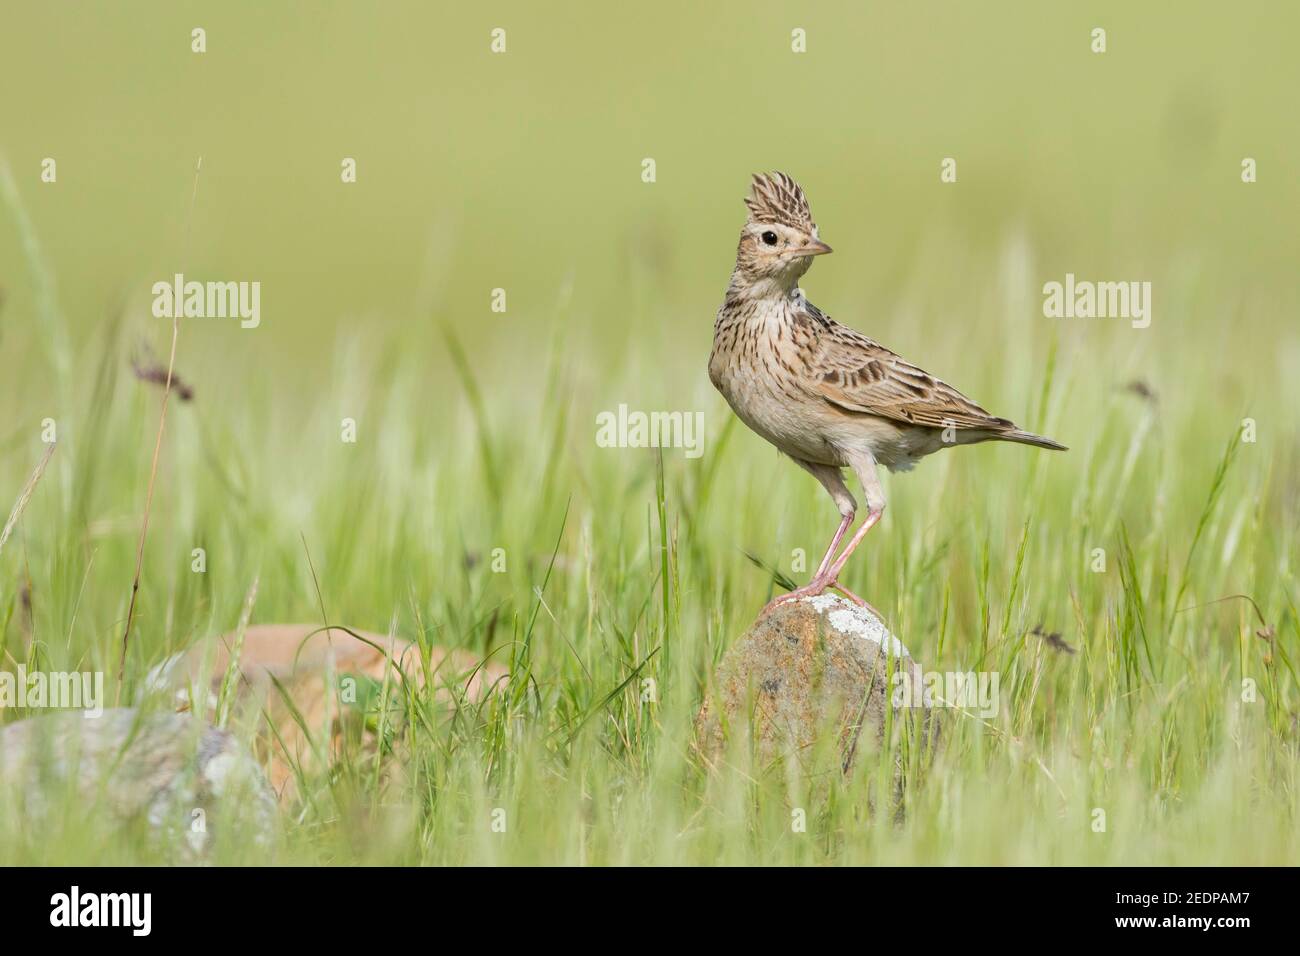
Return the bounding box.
[143,624,509,794]
[0,708,277,860]
[696,594,940,780]
[146,623,507,707]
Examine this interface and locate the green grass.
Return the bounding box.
[1,0,1298,865]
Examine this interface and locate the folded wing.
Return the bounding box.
[799,313,1017,433]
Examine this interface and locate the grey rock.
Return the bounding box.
[0,708,277,860]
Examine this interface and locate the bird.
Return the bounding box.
[709,172,1066,617]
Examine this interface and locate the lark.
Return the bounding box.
[709,172,1066,616]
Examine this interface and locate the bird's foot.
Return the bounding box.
[760,574,883,622]
[759,578,828,618]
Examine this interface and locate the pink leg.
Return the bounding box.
[757,515,847,618]
[761,458,887,620]
[760,508,884,620]
[826,507,882,581]
[815,512,854,577]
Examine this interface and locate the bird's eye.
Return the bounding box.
[761,231,779,246]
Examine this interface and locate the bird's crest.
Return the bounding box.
[744,171,816,233]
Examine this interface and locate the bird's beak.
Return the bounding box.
[790,239,833,257]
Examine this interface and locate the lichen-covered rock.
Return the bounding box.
[696,594,940,778]
[0,708,276,860]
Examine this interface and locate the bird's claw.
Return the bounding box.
[760,575,884,623]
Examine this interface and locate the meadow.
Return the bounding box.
[0,1,1297,865]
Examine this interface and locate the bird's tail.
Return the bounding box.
[998,429,1068,451]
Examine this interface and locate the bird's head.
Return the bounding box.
[731,172,832,295]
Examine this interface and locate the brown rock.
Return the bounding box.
[696,595,940,780]
[147,624,507,705]
[144,624,508,794]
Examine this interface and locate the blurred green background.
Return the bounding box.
[2,0,1296,400]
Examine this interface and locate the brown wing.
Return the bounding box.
[798,310,1015,432]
